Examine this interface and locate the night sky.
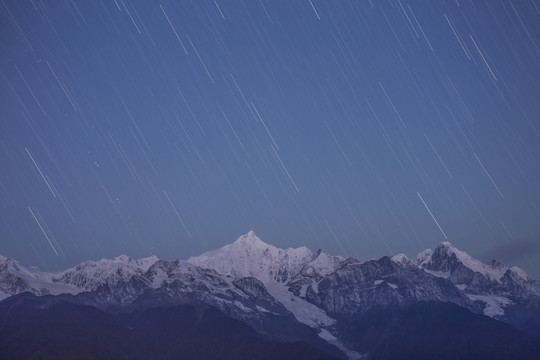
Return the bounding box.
[1,0,540,278]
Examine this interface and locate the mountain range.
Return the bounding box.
[1,231,539,359]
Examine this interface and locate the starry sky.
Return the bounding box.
[1,0,540,277]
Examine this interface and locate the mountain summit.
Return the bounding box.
[188,231,313,283]
[418,241,512,281]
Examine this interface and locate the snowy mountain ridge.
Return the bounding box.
[1,230,540,358]
[0,253,159,300]
[0,231,536,311]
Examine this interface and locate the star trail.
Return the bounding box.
[1,0,540,277]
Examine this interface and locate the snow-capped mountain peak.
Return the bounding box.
[188,231,313,283]
[419,241,510,282]
[411,241,540,319]
[414,248,433,265]
[510,266,528,281]
[0,255,79,300]
[302,249,344,277]
[391,253,409,265]
[235,230,265,245]
[0,255,23,273]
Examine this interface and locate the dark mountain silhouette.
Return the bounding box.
[0,292,341,360]
[336,301,540,360]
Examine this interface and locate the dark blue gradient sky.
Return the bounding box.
[1,0,540,277]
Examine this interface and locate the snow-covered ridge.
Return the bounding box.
[0,231,538,324]
[391,253,409,265]
[2,233,533,297]
[0,253,159,300]
[0,256,78,300]
[56,254,159,291]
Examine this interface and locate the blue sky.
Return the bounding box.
[1,0,540,277]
